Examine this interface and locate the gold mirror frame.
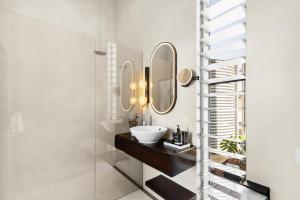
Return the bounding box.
[150,42,177,115]
[120,60,134,112]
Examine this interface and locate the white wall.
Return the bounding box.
[115,0,196,138]
[99,0,115,48]
[0,1,99,199]
[0,11,9,199]
[2,0,100,38]
[114,0,197,198]
[247,0,300,199]
[0,1,144,199]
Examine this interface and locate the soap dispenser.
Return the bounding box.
[174,125,183,145]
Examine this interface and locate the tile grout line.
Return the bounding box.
[2,8,99,40]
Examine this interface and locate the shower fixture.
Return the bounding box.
[94,50,107,55]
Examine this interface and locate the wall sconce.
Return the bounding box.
[138,80,147,89]
[130,82,137,90]
[138,96,147,106]
[130,97,137,105]
[149,82,153,89]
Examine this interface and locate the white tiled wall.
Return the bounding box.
[1,10,96,200]
[247,0,300,199]
[2,0,101,38]
[0,0,145,199]
[0,9,9,200]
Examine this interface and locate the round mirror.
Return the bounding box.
[150,42,177,114]
[177,68,193,87]
[120,61,134,112]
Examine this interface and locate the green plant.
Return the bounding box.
[220,134,246,154]
[220,140,238,153]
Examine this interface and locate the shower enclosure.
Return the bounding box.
[0,0,143,199]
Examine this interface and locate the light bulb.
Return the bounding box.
[130,97,137,105]
[150,82,153,89]
[130,82,137,90]
[138,80,147,89]
[139,96,147,106]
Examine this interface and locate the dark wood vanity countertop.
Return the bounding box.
[115,133,196,177]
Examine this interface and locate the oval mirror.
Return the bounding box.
[120,60,134,112]
[177,68,193,87]
[150,42,177,114]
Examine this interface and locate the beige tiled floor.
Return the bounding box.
[96,158,138,200]
[118,190,152,200]
[4,157,138,200]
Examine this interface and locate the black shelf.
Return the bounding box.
[115,133,196,177]
[146,175,196,200]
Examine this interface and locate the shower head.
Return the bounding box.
[94,50,107,56]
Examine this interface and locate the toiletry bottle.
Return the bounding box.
[172,132,176,143]
[174,125,183,145]
[176,125,180,133]
[182,131,188,144]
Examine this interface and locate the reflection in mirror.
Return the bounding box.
[120,61,134,112]
[150,42,177,114]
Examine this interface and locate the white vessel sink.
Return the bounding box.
[130,126,167,144]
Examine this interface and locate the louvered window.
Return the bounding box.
[197,0,247,199]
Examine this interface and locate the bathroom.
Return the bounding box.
[1,0,300,200]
